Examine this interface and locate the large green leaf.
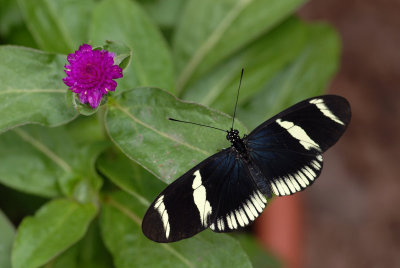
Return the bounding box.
[238,23,340,129]
[105,87,247,183]
[17,0,95,53]
[233,234,282,268]
[97,149,165,203]
[0,210,14,268]
[101,191,252,268]
[140,0,186,31]
[12,199,97,268]
[0,46,77,133]
[0,0,23,36]
[0,123,105,198]
[182,17,307,110]
[0,0,37,47]
[173,0,306,92]
[90,0,175,92]
[46,218,114,268]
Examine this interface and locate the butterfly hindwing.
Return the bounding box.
[245,95,350,196]
[142,149,265,242]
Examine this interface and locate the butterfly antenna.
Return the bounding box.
[231,68,244,130]
[168,118,227,132]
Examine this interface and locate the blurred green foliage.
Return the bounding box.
[0,0,340,267]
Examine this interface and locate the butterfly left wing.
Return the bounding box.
[142,148,266,243]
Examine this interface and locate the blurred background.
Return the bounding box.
[258,0,400,267]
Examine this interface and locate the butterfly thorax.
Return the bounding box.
[226,129,247,156]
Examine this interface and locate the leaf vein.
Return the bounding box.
[176,0,253,91]
[14,128,72,173]
[0,89,65,95]
[112,102,210,156]
[107,197,195,268]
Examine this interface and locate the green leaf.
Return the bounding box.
[0,0,37,48]
[0,210,15,268]
[102,40,132,70]
[48,218,114,268]
[0,0,23,36]
[233,234,282,268]
[0,46,77,133]
[182,17,307,110]
[97,148,165,203]
[12,199,97,268]
[140,0,186,30]
[90,0,175,92]
[0,124,105,198]
[173,0,306,92]
[238,23,340,129]
[105,87,247,183]
[101,191,252,268]
[17,0,95,53]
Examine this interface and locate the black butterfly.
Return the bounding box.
[142,80,351,243]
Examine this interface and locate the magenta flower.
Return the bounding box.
[63,44,123,109]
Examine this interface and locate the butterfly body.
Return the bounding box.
[142,95,351,243]
[226,129,273,198]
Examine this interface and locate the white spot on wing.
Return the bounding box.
[284,176,296,193]
[279,178,290,195]
[310,99,344,125]
[299,170,310,186]
[275,180,286,196]
[256,191,267,204]
[217,218,225,231]
[271,182,279,195]
[302,168,314,181]
[209,223,215,230]
[192,170,212,226]
[230,212,238,229]
[154,195,170,239]
[235,210,245,227]
[251,196,263,212]
[305,166,316,179]
[294,172,306,188]
[276,119,320,151]
[227,215,233,229]
[311,160,321,169]
[239,208,249,225]
[289,175,301,191]
[243,202,256,220]
[253,191,265,207]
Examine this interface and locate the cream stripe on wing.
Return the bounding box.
[276,119,320,151]
[310,99,344,125]
[192,170,212,226]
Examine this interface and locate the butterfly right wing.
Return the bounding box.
[245,95,351,196]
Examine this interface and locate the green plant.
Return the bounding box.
[0,0,340,267]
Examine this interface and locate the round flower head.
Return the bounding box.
[63,44,123,108]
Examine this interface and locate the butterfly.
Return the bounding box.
[142,73,351,243]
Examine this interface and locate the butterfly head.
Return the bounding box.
[226,129,240,143]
